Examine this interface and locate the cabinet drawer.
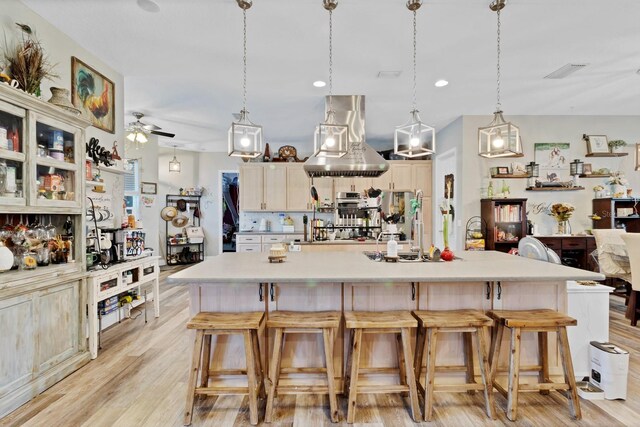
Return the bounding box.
[262,235,285,243]
[562,239,586,250]
[237,235,261,244]
[237,244,262,253]
[539,238,561,250]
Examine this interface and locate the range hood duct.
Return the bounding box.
[304,95,389,178]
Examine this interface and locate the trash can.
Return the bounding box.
[589,341,629,400]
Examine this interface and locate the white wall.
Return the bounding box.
[3,0,125,226]
[457,115,640,248]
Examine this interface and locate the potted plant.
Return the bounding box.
[608,139,627,153]
[593,185,605,199]
[608,172,629,197]
[549,203,575,235]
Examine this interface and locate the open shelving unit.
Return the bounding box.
[165,194,204,265]
[526,186,585,192]
[585,152,628,158]
[481,198,527,253]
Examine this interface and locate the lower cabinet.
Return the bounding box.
[0,277,88,417]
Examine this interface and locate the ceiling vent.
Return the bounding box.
[377,70,402,79]
[544,64,588,79]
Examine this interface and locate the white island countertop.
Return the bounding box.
[168,250,604,284]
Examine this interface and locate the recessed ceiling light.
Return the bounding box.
[377,71,402,79]
[137,0,160,13]
[313,80,326,88]
[434,79,449,87]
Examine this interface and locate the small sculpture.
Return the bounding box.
[111,141,121,160]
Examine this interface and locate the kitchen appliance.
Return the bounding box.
[259,218,270,232]
[590,341,629,400]
[303,95,389,178]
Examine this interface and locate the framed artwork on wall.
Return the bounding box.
[636,143,640,171]
[141,182,157,194]
[534,142,570,182]
[584,134,609,154]
[71,57,115,133]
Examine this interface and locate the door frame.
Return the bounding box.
[218,170,240,254]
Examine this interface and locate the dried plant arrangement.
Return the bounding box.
[2,23,57,95]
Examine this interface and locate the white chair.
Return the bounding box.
[621,233,640,326]
[592,229,631,298]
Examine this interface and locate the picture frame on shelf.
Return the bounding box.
[490,166,510,176]
[141,182,157,194]
[71,57,115,133]
[583,163,592,175]
[584,134,609,154]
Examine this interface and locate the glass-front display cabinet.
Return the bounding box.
[0,98,26,207]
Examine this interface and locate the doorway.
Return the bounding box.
[221,172,239,252]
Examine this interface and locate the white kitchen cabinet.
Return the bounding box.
[390,163,414,191]
[413,162,432,196]
[264,165,287,210]
[237,243,261,252]
[239,164,264,211]
[286,164,311,210]
[237,233,301,253]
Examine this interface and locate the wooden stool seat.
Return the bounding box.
[413,310,495,421]
[414,309,493,329]
[344,310,417,329]
[267,310,341,329]
[488,309,581,422]
[344,310,421,423]
[488,309,577,328]
[184,311,265,426]
[186,311,264,330]
[265,311,341,423]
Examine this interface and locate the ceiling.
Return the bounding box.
[23,0,640,152]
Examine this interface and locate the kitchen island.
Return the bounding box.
[169,251,604,389]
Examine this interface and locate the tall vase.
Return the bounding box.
[556,220,570,235]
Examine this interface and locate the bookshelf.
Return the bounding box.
[481,198,528,253]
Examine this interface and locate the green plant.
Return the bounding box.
[608,139,627,149]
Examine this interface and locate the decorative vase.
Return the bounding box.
[611,184,627,198]
[556,220,570,235]
[0,243,13,272]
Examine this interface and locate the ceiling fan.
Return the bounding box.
[126,112,175,143]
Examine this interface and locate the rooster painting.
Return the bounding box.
[71,57,115,133]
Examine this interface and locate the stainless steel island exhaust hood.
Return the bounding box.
[304,95,389,178]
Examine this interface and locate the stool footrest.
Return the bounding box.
[356,384,410,394]
[358,367,401,374]
[276,385,330,395]
[280,367,327,374]
[435,383,485,393]
[207,369,246,376]
[195,386,250,396]
[519,382,570,392]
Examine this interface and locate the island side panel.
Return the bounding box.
[267,282,343,388]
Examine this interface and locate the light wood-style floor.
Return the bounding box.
[2,268,639,427]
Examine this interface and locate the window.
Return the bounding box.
[124,160,140,218]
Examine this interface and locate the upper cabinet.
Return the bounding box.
[0,84,90,213]
[239,164,287,211]
[372,161,432,193]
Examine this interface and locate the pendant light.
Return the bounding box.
[394,0,435,158]
[313,0,349,158]
[169,145,181,173]
[478,0,522,158]
[228,0,263,159]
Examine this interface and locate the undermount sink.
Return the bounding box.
[363,251,425,262]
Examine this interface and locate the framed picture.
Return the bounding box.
[534,142,570,182]
[71,57,115,133]
[141,182,157,194]
[584,134,609,154]
[444,174,454,198]
[583,163,593,175]
[636,143,640,171]
[497,167,509,175]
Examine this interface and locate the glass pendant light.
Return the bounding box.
[313,0,349,158]
[228,0,263,159]
[169,145,181,173]
[478,0,522,158]
[394,0,435,158]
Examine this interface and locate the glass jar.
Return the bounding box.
[21,252,37,270]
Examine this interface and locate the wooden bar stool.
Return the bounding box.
[343,311,421,424]
[488,309,581,421]
[265,310,341,423]
[413,309,496,421]
[184,311,265,426]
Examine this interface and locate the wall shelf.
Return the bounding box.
[526,186,585,192]
[585,152,628,158]
[579,174,611,178]
[490,174,529,179]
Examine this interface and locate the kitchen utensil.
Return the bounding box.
[310,186,319,203]
[99,235,112,250]
[367,187,382,198]
[161,206,178,221]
